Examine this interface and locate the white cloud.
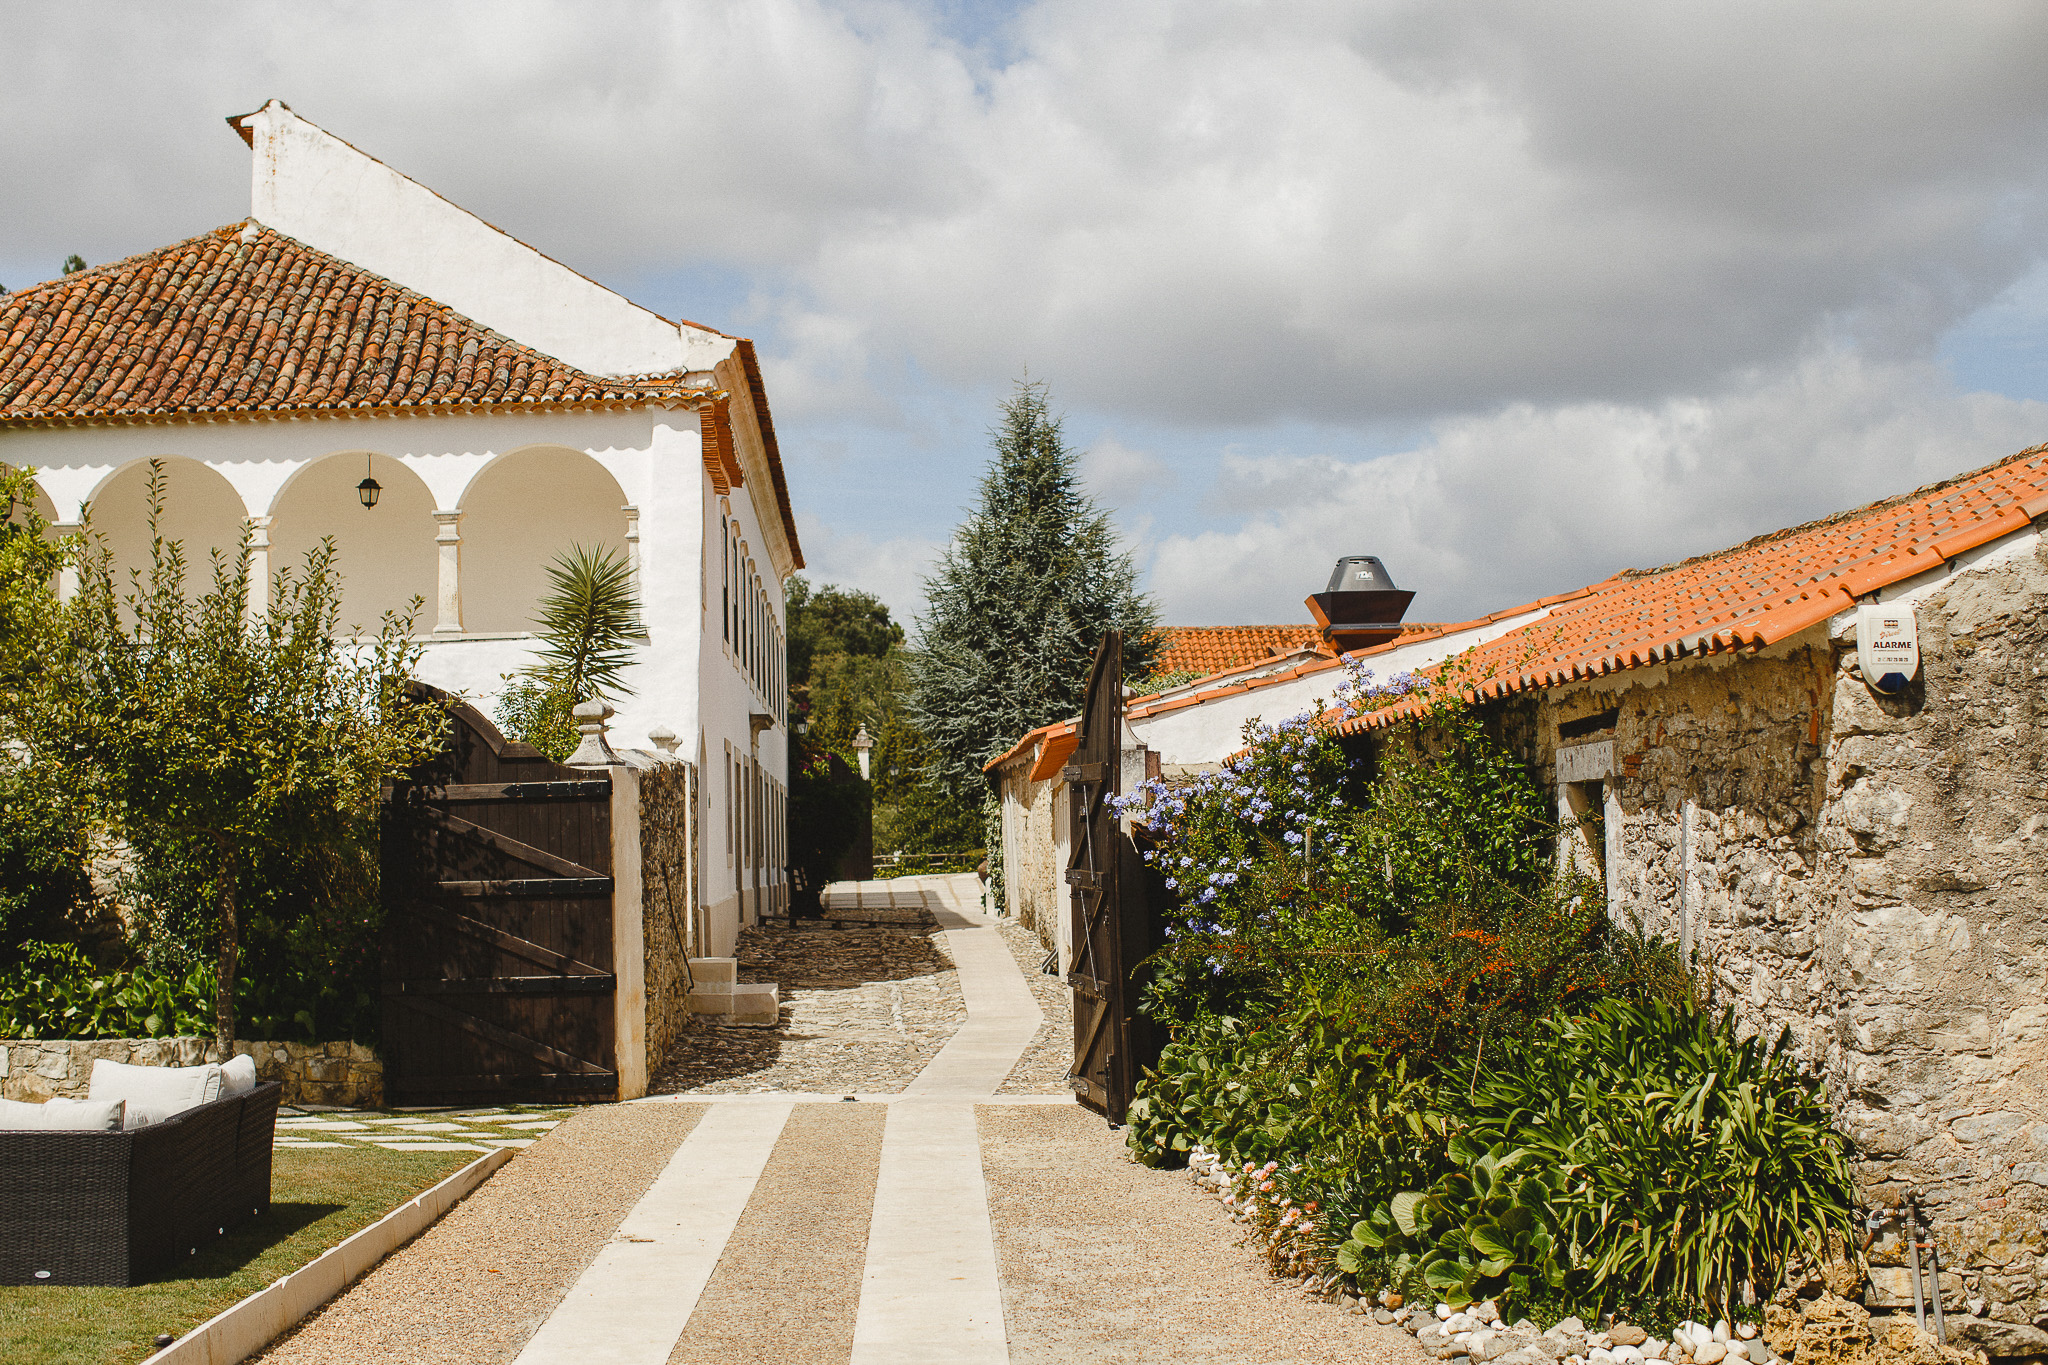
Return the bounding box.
[1144,351,2048,625]
[1079,435,1176,508]
[9,1,2048,426]
[8,1,2048,634]
[790,512,942,626]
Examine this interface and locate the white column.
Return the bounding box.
[245,514,273,620]
[52,522,82,602]
[623,502,641,590]
[432,509,463,635]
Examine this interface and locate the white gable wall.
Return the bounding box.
[1130,605,1557,766]
[240,101,729,378]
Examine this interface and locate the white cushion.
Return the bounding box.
[221,1054,258,1096]
[0,1096,126,1131]
[87,1058,223,1120]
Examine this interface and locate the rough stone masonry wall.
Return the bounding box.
[640,760,697,1073]
[998,761,1063,952]
[1532,534,2048,1341]
[1,1037,383,1107]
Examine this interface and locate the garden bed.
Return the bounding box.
[0,1145,473,1365]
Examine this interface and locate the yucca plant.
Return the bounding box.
[532,543,642,702]
[496,544,641,759]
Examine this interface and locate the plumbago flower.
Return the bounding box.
[1119,665,1439,1000]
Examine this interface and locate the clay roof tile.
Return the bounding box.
[0,222,709,424]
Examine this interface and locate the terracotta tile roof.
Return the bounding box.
[985,719,1081,782]
[1344,443,2048,733]
[0,222,712,424]
[1154,625,1324,676]
[985,605,1553,772]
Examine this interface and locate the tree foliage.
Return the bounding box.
[34,462,447,1046]
[907,379,1160,798]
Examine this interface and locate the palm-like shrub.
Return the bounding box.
[497,544,640,760]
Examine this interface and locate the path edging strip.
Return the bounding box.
[142,1146,516,1365]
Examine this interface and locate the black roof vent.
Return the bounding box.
[1306,555,1415,651]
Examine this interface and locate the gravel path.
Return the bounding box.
[996,921,1074,1094]
[980,1104,1434,1365]
[650,926,967,1094]
[258,1102,707,1364]
[667,1103,887,1364]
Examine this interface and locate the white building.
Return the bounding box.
[0,101,797,954]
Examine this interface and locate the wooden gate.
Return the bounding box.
[381,690,620,1104]
[1065,631,1161,1123]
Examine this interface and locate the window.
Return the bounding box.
[720,516,729,645]
[1564,780,1608,895]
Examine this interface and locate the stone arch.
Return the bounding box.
[268,451,438,635]
[458,446,630,634]
[83,457,251,597]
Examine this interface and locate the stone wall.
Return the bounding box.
[0,1036,383,1108]
[1522,530,2048,1343]
[640,760,698,1072]
[996,759,1063,953]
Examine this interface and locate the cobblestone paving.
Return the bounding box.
[997,920,1073,1094]
[649,925,968,1094]
[272,1104,574,1152]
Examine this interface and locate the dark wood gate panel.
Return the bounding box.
[381,690,619,1104]
[1066,632,1162,1123]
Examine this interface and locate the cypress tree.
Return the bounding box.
[908,379,1161,798]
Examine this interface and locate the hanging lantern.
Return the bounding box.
[356,452,381,509]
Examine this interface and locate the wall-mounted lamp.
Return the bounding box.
[853,723,873,781]
[356,452,381,509]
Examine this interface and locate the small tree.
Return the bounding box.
[908,379,1161,797]
[61,254,86,276]
[497,544,640,760]
[48,463,446,1047]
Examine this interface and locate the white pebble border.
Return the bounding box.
[1182,1145,1788,1365]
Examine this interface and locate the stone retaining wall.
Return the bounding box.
[0,1036,383,1108]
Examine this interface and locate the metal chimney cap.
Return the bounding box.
[1327,555,1398,594]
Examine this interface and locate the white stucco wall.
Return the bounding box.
[239,101,729,379]
[1131,606,1557,766]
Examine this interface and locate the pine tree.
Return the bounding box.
[908,380,1161,797]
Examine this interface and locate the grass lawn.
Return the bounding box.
[0,1145,477,1365]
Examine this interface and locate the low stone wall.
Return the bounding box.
[0,1037,383,1108]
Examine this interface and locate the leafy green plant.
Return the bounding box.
[37,463,445,1047]
[1341,1140,1569,1318]
[0,942,211,1040]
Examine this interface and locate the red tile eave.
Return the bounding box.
[1330,445,2048,737]
[983,718,1077,774]
[734,339,804,572]
[1026,729,1082,784]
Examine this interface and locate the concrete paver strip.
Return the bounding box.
[981,1104,1437,1365]
[258,1103,709,1364]
[515,1100,794,1365]
[852,1100,1009,1365]
[903,906,1042,1098]
[667,1102,887,1365]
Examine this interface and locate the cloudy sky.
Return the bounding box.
[7,0,2048,628]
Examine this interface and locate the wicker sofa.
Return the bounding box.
[0,1080,283,1286]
